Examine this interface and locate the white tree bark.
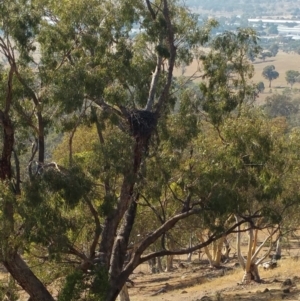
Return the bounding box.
[235,215,279,283]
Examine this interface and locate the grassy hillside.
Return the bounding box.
[175,50,300,104]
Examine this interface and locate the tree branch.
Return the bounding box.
[109,199,138,285]
[145,54,162,111]
[84,196,102,258]
[117,216,246,290]
[235,215,246,269]
[154,0,177,114]
[12,149,21,195]
[253,227,280,265]
[125,208,201,270]
[140,193,164,224]
[145,0,157,20]
[92,96,127,119]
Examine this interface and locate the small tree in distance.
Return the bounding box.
[259,51,272,61]
[285,70,300,88]
[262,65,279,88]
[256,81,265,93]
[269,43,279,57]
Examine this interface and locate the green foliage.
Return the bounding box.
[257,81,265,93]
[263,93,298,118]
[99,194,118,216]
[259,50,272,61]
[285,70,300,88]
[135,105,299,245]
[0,277,19,301]
[0,0,43,62]
[268,43,279,56]
[1,1,300,300]
[89,266,110,300]
[44,167,92,205]
[262,65,279,88]
[58,270,85,301]
[57,266,110,301]
[24,166,92,207]
[199,28,260,124]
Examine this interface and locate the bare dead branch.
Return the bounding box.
[145,55,163,111]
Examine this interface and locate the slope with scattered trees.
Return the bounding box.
[1,1,300,301]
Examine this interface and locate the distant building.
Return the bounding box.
[249,18,300,39]
[248,19,300,24]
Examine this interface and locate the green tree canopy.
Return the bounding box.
[0,0,300,300]
[268,43,279,57]
[262,65,279,88]
[259,50,272,61]
[263,93,299,118]
[256,81,265,93]
[285,70,300,88]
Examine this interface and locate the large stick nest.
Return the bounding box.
[128,110,157,139]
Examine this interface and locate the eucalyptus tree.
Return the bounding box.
[285,70,300,88]
[1,0,298,301]
[224,111,300,283]
[263,93,298,119]
[199,28,261,125]
[259,50,272,61]
[268,43,279,57]
[0,0,246,300]
[262,65,279,88]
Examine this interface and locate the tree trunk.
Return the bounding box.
[245,227,253,275]
[37,112,45,164]
[165,237,175,272]
[187,233,193,262]
[198,233,224,268]
[165,255,174,272]
[222,237,231,260]
[109,201,137,284]
[186,252,192,262]
[148,257,157,273]
[251,229,259,256]
[274,238,281,260]
[0,110,14,180]
[100,2,177,299]
[118,285,130,301]
[242,263,260,283]
[3,253,54,301]
[98,176,136,268]
[157,256,164,272]
[213,237,225,267]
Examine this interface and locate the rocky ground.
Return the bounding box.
[128,255,300,301]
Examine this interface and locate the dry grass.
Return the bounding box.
[130,257,300,301]
[263,256,300,279]
[0,235,299,300]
